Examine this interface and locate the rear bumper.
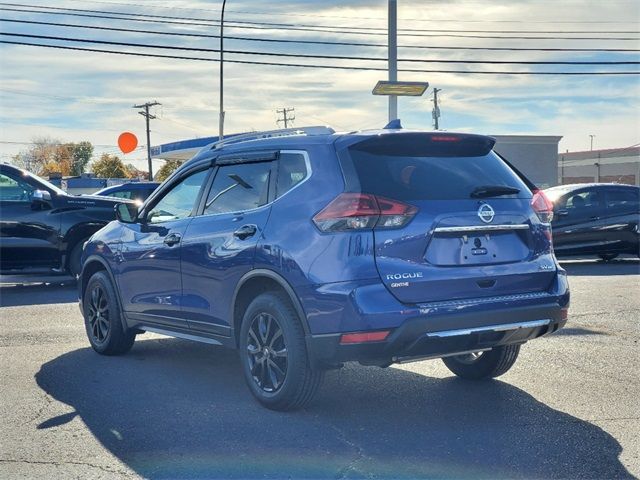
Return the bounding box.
[304,271,570,368]
[307,302,566,368]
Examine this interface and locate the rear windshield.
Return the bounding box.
[342,143,530,201]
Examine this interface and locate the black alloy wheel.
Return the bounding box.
[87,283,110,345]
[83,271,136,355]
[246,312,288,392]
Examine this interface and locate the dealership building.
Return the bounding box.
[559,146,640,186]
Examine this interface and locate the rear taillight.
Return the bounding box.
[531,189,554,224]
[313,193,417,232]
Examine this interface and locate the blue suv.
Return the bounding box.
[79,125,569,410]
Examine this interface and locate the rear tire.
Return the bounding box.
[598,253,618,262]
[239,292,323,411]
[83,271,135,355]
[442,344,521,380]
[68,240,87,277]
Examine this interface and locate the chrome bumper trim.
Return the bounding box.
[433,224,530,233]
[426,319,551,338]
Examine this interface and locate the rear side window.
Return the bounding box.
[343,137,529,201]
[606,188,639,210]
[204,162,272,215]
[276,152,308,198]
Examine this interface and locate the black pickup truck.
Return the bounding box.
[0,163,129,276]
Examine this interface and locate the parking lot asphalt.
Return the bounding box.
[0,258,638,479]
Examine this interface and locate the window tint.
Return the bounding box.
[276,153,307,198]
[147,170,208,224]
[0,172,34,202]
[606,188,639,210]
[344,150,528,201]
[562,189,603,210]
[110,190,133,200]
[204,162,272,215]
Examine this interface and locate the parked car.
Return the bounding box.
[79,125,569,410]
[544,183,640,261]
[93,181,160,202]
[0,163,131,276]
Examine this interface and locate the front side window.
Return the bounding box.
[110,190,133,200]
[147,170,208,224]
[204,162,273,215]
[0,172,34,202]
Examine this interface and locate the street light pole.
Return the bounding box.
[219,0,227,141]
[388,0,398,122]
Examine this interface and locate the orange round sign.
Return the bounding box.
[118,132,138,154]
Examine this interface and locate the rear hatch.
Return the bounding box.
[337,131,556,304]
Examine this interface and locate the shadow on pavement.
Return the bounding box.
[35,338,633,479]
[0,281,77,307]
[559,257,639,277]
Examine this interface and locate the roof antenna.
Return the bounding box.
[384,119,402,129]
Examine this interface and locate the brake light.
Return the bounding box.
[531,189,554,223]
[430,135,460,142]
[340,330,390,344]
[313,193,417,232]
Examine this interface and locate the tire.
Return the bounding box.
[598,253,618,262]
[442,344,521,380]
[239,291,324,411]
[83,271,135,355]
[68,240,87,277]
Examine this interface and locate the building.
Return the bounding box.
[558,146,640,186]
[492,135,563,189]
[152,132,563,188]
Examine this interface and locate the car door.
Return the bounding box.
[116,168,210,328]
[0,169,60,271]
[552,187,607,255]
[180,153,277,336]
[602,187,640,252]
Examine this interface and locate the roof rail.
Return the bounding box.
[212,125,335,149]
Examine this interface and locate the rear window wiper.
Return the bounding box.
[470,185,520,198]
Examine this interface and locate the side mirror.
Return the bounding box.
[115,202,140,223]
[31,189,52,208]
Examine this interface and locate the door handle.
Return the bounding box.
[589,216,599,221]
[163,233,182,246]
[233,224,257,240]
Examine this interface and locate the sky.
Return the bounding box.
[0,0,639,171]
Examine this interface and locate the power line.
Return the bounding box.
[1,5,639,41]
[2,2,638,35]
[3,39,639,75]
[59,0,640,25]
[3,18,638,53]
[3,32,639,67]
[133,101,160,181]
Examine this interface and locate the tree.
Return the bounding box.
[155,159,183,182]
[124,163,148,180]
[11,137,94,177]
[68,141,94,176]
[91,153,127,178]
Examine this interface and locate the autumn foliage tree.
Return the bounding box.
[11,137,93,177]
[91,153,128,179]
[155,159,182,182]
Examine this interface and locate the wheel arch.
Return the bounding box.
[81,255,128,331]
[231,269,310,347]
[63,222,107,269]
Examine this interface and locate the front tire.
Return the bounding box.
[68,240,88,277]
[442,344,521,380]
[83,271,135,355]
[239,292,323,411]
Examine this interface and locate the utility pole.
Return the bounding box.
[432,88,442,130]
[219,0,227,141]
[589,134,595,151]
[276,107,296,129]
[133,101,161,181]
[388,0,398,122]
